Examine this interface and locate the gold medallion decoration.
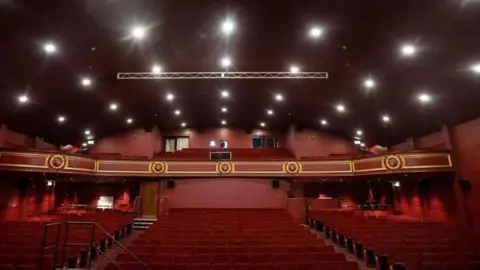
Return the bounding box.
[383,155,403,170]
[48,155,67,170]
[216,162,234,174]
[150,162,167,174]
[283,161,301,174]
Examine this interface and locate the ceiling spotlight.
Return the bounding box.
[382,114,391,123]
[81,77,92,87]
[364,78,376,89]
[275,94,283,102]
[320,119,328,126]
[336,104,346,113]
[87,140,95,145]
[18,94,29,104]
[43,42,57,54]
[221,90,230,98]
[152,65,162,74]
[356,129,363,136]
[309,26,323,38]
[221,107,228,113]
[354,140,361,145]
[82,142,87,147]
[290,65,300,74]
[181,122,187,127]
[470,63,480,74]
[174,109,181,116]
[401,44,416,56]
[109,103,118,111]
[267,109,274,115]
[126,118,133,124]
[260,122,266,127]
[221,56,232,68]
[84,129,91,135]
[418,93,432,103]
[221,120,227,125]
[166,93,175,101]
[221,19,235,35]
[131,25,147,40]
[57,115,66,123]
[360,142,366,147]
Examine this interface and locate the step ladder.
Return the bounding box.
[133,217,157,230]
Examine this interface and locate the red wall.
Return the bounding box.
[159,178,290,209]
[168,128,285,149]
[415,130,448,150]
[90,127,163,158]
[292,129,357,158]
[0,124,34,148]
[303,181,371,209]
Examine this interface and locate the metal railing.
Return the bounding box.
[133,196,141,217]
[62,221,146,270]
[39,222,62,270]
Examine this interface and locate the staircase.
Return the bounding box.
[133,217,157,230]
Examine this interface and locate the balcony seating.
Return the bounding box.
[155,148,294,161]
[310,209,480,270]
[0,211,134,269]
[106,209,359,270]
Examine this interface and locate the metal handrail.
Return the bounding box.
[63,221,146,270]
[39,222,62,270]
[133,196,141,217]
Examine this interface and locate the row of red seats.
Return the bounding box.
[127,245,331,254]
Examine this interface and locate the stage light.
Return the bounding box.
[81,77,92,87]
[221,107,228,113]
[131,25,147,40]
[354,140,361,145]
[84,129,91,135]
[82,142,87,147]
[470,63,480,74]
[382,114,391,123]
[267,109,274,115]
[174,109,181,116]
[87,140,95,145]
[290,65,300,74]
[401,44,416,56]
[336,104,345,113]
[356,129,363,136]
[152,65,162,74]
[309,26,323,38]
[393,181,401,187]
[57,115,66,123]
[275,94,283,101]
[221,19,235,35]
[221,120,227,125]
[18,94,29,104]
[360,142,366,147]
[166,93,175,101]
[418,93,432,103]
[43,42,57,54]
[46,180,54,187]
[109,102,118,111]
[221,90,230,98]
[320,119,328,126]
[364,78,375,89]
[126,118,133,124]
[221,57,232,68]
[181,122,187,127]
[260,122,266,127]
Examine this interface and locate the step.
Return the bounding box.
[133,217,157,230]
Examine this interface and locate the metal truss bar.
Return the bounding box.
[117,72,328,80]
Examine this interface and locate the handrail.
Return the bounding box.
[64,221,146,270]
[133,196,141,217]
[39,222,62,270]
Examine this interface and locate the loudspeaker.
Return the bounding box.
[17,178,29,197]
[459,178,472,192]
[167,180,176,189]
[272,180,280,189]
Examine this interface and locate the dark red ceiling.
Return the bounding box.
[1,0,480,146]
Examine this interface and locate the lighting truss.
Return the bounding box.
[117,71,328,80]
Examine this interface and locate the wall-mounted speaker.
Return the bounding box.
[272,180,280,189]
[459,178,472,193]
[167,180,176,189]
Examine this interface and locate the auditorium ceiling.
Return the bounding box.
[1,0,480,146]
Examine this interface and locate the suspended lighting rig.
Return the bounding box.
[117,71,328,80]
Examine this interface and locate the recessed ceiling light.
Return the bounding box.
[364,78,375,89]
[131,25,147,40]
[126,118,133,124]
[174,109,181,115]
[320,119,328,126]
[470,63,480,74]
[418,93,432,103]
[401,44,416,56]
[309,26,323,38]
[43,42,57,54]
[181,122,187,127]
[336,104,346,113]
[82,142,87,147]
[221,56,232,68]
[275,94,283,102]
[290,65,300,74]
[356,129,363,136]
[221,120,227,125]
[360,142,366,147]
[152,65,162,74]
[260,122,266,127]
[166,93,175,101]
[87,140,95,145]
[221,90,230,98]
[221,107,228,113]
[81,77,92,87]
[84,129,91,135]
[266,109,274,115]
[382,114,391,123]
[18,94,29,104]
[57,115,66,123]
[221,19,235,35]
[109,102,118,111]
[354,140,361,145]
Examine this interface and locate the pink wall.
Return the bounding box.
[160,178,290,209]
[34,137,57,150]
[293,129,357,158]
[90,127,163,158]
[415,131,446,149]
[168,128,285,149]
